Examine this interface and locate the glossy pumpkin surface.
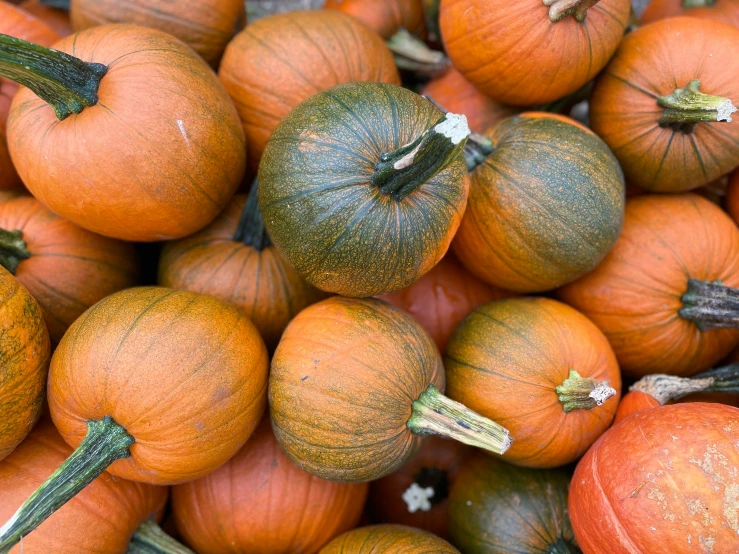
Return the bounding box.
[48,287,269,484]
[590,17,739,192]
[558,194,739,378]
[448,454,577,554]
[0,194,139,344]
[324,0,425,39]
[452,112,624,293]
[219,10,399,172]
[173,418,368,554]
[642,0,739,28]
[320,525,460,553]
[8,24,245,242]
[0,267,50,461]
[259,82,469,298]
[19,0,73,37]
[439,0,631,105]
[0,419,167,554]
[726,169,739,224]
[570,403,739,553]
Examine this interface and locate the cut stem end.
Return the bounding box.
[556,369,616,413]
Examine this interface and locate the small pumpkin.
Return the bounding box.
[726,169,739,224]
[320,525,460,553]
[590,17,739,192]
[19,0,73,37]
[570,403,739,553]
[219,10,399,173]
[269,296,511,483]
[558,194,739,378]
[439,0,631,106]
[448,455,578,554]
[172,418,368,554]
[259,82,470,298]
[0,287,269,551]
[0,194,139,343]
[324,0,425,39]
[642,0,739,28]
[452,112,624,293]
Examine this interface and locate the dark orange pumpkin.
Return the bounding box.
[590,17,739,192]
[0,194,139,344]
[19,0,73,37]
[172,418,367,554]
[439,0,631,106]
[558,194,739,378]
[642,0,739,28]
[613,391,660,425]
[727,169,739,224]
[320,525,460,553]
[570,403,739,553]
[219,10,399,173]
[324,0,425,39]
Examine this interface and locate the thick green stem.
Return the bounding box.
[631,363,739,404]
[0,417,133,554]
[658,80,736,133]
[555,369,616,413]
[543,0,600,22]
[127,520,195,554]
[406,384,512,455]
[679,278,739,330]
[0,34,106,121]
[683,0,715,7]
[233,179,270,250]
[402,466,449,513]
[387,29,449,77]
[548,537,583,554]
[0,228,30,274]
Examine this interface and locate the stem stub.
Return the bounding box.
[556,369,616,413]
[544,0,600,22]
[0,228,30,274]
[679,278,739,330]
[658,80,737,133]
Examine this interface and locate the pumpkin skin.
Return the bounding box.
[726,169,739,224]
[18,0,73,37]
[8,24,246,242]
[48,287,269,484]
[445,297,621,468]
[452,112,625,293]
[558,194,739,378]
[320,525,460,553]
[642,0,739,28]
[0,267,50,461]
[172,418,368,554]
[324,0,425,39]
[0,419,168,554]
[613,391,661,424]
[448,454,577,554]
[0,194,139,344]
[570,403,739,554]
[70,0,245,67]
[590,17,739,193]
[439,0,631,106]
[219,10,400,173]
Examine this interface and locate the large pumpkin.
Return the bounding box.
[590,17,739,192]
[324,0,425,39]
[172,418,367,554]
[642,0,739,28]
[320,525,460,553]
[259,82,470,297]
[0,267,49,461]
[570,403,739,553]
[18,0,73,37]
[439,0,631,106]
[0,194,138,343]
[452,112,624,293]
[2,25,245,241]
[269,296,511,483]
[558,194,739,378]
[219,10,399,172]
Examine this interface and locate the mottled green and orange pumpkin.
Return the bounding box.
[320,525,460,553]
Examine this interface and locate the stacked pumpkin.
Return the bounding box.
[0,0,738,552]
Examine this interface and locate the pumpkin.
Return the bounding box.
[439,0,631,106]
[367,436,470,538]
[70,0,245,67]
[320,525,460,553]
[0,266,49,461]
[452,112,624,293]
[0,419,168,554]
[172,418,367,554]
[269,296,512,483]
[727,169,739,224]
[0,287,268,551]
[219,10,400,173]
[448,454,578,554]
[642,0,739,28]
[324,0,425,39]
[0,194,139,344]
[379,254,515,353]
[590,17,739,193]
[1,25,245,241]
[19,0,72,37]
[259,82,470,298]
[570,403,739,553]
[159,184,327,352]
[446,297,620,468]
[558,194,739,378]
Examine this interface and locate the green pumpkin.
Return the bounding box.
[258,82,470,298]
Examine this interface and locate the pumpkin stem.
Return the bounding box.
[39,0,70,9]
[683,0,715,7]
[126,520,195,554]
[679,278,739,330]
[658,80,737,133]
[0,228,30,274]
[463,133,495,172]
[631,363,739,405]
[387,29,450,77]
[0,416,133,553]
[548,537,584,554]
[402,466,449,513]
[371,112,470,201]
[406,384,512,455]
[0,34,106,121]
[543,0,600,22]
[555,369,616,413]
[233,179,271,250]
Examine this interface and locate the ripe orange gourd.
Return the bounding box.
[727,169,739,224]
[324,0,425,39]
[642,0,739,28]
[320,525,460,553]
[18,0,72,37]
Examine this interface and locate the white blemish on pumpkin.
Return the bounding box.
[699,535,716,552]
[466,500,472,506]
[650,526,657,531]
[177,119,190,147]
[589,383,616,405]
[402,482,434,513]
[434,113,470,145]
[723,483,739,532]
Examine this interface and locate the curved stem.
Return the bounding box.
[631,363,739,404]
[233,179,270,250]
[543,0,600,22]
[387,29,449,77]
[658,80,737,133]
[548,537,583,554]
[555,369,616,413]
[0,34,106,121]
[127,520,195,554]
[0,228,30,274]
[679,278,739,330]
[406,384,512,455]
[0,417,133,553]
[683,0,715,7]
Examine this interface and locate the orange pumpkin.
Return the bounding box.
[727,169,739,224]
[642,0,739,28]
[320,525,460,553]
[324,0,425,39]
[19,0,73,37]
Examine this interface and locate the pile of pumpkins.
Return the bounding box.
[0,0,738,552]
